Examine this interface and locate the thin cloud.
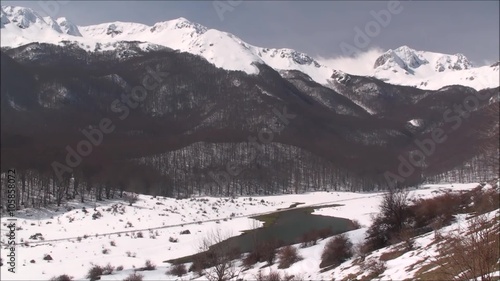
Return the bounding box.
[316,48,385,76]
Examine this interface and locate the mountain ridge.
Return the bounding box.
[0,5,331,84]
[1,5,498,91]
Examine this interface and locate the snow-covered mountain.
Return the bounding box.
[373,45,473,72]
[326,45,499,90]
[0,6,333,84]
[370,45,498,90]
[1,5,498,90]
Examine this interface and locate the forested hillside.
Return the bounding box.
[1,44,498,210]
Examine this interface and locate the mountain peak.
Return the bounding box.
[1,5,84,36]
[434,53,472,72]
[2,5,34,14]
[394,45,414,53]
[1,5,47,29]
[56,17,82,37]
[172,16,190,23]
[150,17,207,34]
[261,48,320,67]
[373,45,474,75]
[382,45,428,70]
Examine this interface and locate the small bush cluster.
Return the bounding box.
[351,219,362,229]
[86,265,103,281]
[123,273,143,281]
[86,263,116,280]
[144,259,156,270]
[102,263,114,275]
[92,211,102,220]
[110,203,126,214]
[320,234,353,268]
[243,239,283,267]
[124,192,139,206]
[277,245,302,269]
[49,275,73,281]
[168,264,187,277]
[126,251,136,258]
[361,259,387,279]
[30,233,44,240]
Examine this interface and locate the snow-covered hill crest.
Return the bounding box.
[332,45,499,90]
[0,5,333,84]
[374,45,473,74]
[1,5,498,90]
[56,17,82,36]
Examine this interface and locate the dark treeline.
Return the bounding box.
[0,150,496,211]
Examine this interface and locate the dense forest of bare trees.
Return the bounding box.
[1,146,497,211]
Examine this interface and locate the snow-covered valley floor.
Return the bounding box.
[0,183,494,280]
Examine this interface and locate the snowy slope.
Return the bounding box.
[371,45,499,90]
[326,45,499,91]
[0,6,333,84]
[0,6,67,46]
[327,209,499,281]
[0,183,484,280]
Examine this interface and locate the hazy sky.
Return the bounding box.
[3,1,499,65]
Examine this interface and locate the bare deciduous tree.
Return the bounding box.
[199,229,241,281]
[123,192,139,206]
[380,187,411,233]
[364,187,412,251]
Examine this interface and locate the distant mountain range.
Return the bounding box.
[364,45,498,90]
[1,5,498,91]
